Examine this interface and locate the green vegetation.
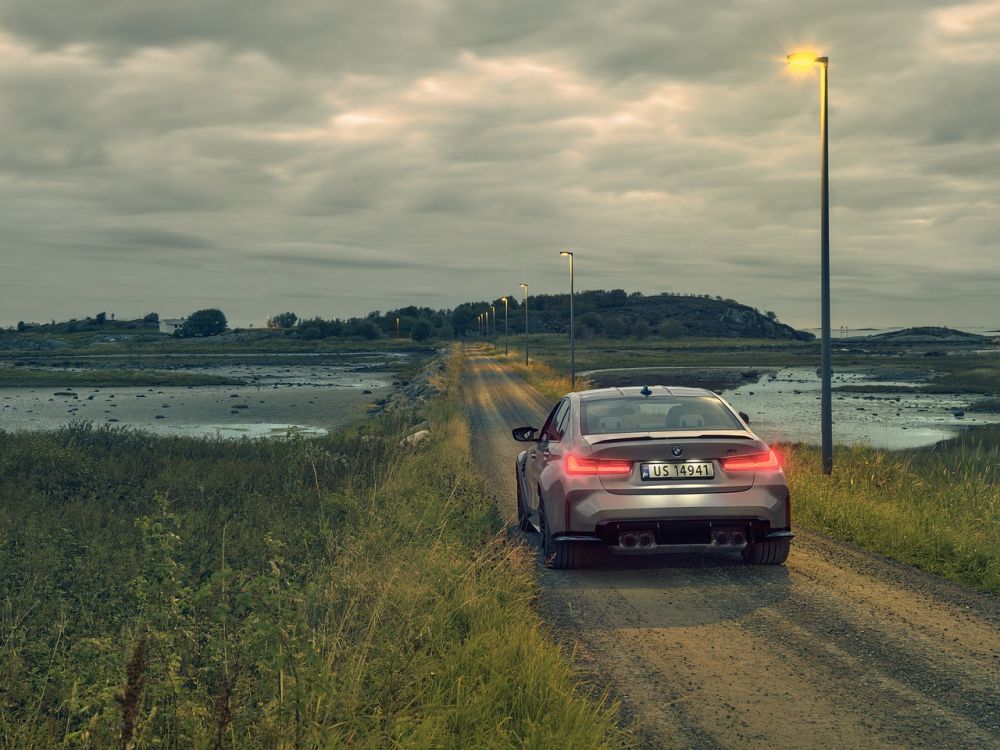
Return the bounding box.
[0,350,623,748]
[968,398,1000,412]
[785,427,1000,595]
[175,308,228,338]
[0,367,244,388]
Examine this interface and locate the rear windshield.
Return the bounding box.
[580,395,742,435]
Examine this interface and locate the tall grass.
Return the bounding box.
[785,427,1000,595]
[0,348,624,748]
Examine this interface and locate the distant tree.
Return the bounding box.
[352,320,382,340]
[179,308,227,337]
[765,310,778,321]
[658,318,684,339]
[298,317,343,339]
[581,311,603,334]
[410,318,433,342]
[16,320,26,332]
[270,312,298,328]
[143,312,159,324]
[604,316,626,338]
[95,312,107,324]
[631,319,650,339]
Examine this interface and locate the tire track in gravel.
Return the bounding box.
[462,350,1000,750]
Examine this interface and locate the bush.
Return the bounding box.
[178,309,227,337]
[631,319,650,339]
[269,312,297,328]
[658,318,684,339]
[604,316,626,338]
[411,318,434,341]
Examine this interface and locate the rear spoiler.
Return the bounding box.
[587,432,755,445]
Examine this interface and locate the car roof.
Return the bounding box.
[573,385,718,401]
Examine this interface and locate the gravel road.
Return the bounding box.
[462,351,1000,749]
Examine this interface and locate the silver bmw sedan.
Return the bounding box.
[512,385,793,569]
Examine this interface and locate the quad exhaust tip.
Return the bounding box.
[618,531,656,549]
[712,529,747,546]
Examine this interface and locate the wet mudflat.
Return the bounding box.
[0,359,400,438]
[720,367,1000,449]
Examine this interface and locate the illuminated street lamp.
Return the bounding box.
[491,305,497,351]
[395,317,400,339]
[560,250,575,388]
[500,296,509,355]
[519,283,529,366]
[787,51,833,474]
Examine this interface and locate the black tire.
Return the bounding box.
[516,467,534,533]
[742,538,791,565]
[540,502,578,569]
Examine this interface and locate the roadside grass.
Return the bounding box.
[784,427,1000,595]
[0,348,624,748]
[0,366,245,388]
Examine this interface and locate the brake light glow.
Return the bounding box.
[565,454,633,476]
[720,449,781,472]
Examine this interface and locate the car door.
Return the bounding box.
[526,399,569,516]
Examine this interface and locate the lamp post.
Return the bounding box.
[560,250,575,388]
[491,305,497,351]
[395,317,400,339]
[500,297,509,355]
[788,51,833,475]
[519,283,529,366]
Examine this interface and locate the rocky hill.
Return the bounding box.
[477,290,813,341]
[867,327,988,344]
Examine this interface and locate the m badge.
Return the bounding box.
[672,446,683,457]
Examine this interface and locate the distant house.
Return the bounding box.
[159,318,186,335]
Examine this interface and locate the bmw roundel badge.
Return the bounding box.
[672,446,683,457]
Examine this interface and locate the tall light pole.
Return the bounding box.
[788,51,833,474]
[500,296,509,355]
[560,250,575,388]
[491,305,497,351]
[519,282,529,366]
[395,317,400,339]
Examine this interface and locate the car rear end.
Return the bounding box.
[558,388,792,560]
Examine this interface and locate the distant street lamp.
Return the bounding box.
[519,283,529,366]
[395,317,400,339]
[491,305,497,351]
[560,250,575,388]
[787,50,833,474]
[500,296,509,355]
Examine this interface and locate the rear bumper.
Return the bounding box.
[561,485,790,535]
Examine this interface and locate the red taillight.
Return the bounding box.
[720,449,780,472]
[565,454,632,476]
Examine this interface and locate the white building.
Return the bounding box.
[159,318,186,335]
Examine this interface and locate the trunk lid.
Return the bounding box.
[585,431,765,494]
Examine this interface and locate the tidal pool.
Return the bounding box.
[720,367,1000,449]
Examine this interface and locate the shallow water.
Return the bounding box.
[719,367,1000,449]
[0,361,396,438]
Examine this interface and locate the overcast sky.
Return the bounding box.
[1,0,998,330]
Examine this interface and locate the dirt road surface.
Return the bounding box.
[462,351,1000,749]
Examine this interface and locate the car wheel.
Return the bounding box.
[516,467,534,533]
[540,501,578,569]
[742,538,791,565]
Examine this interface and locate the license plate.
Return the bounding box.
[640,462,715,480]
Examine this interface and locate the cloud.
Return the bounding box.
[0,1,997,328]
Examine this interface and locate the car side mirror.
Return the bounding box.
[739,411,750,424]
[511,426,539,442]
